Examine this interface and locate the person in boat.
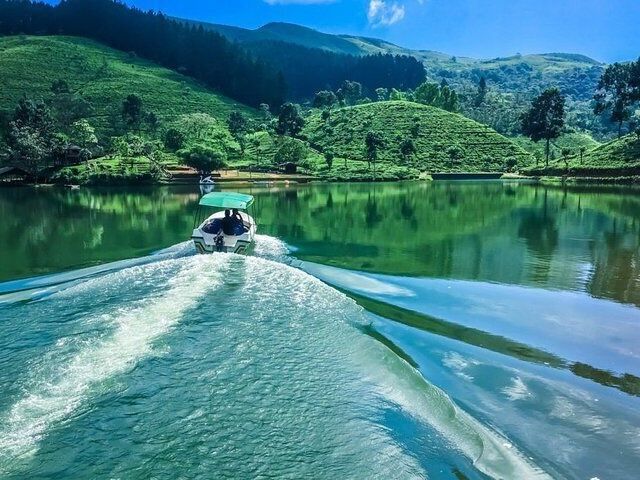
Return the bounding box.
[231,208,248,235]
[221,209,237,236]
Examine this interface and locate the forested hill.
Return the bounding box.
[0,0,285,108]
[188,18,611,137]
[185,19,604,102]
[243,41,425,99]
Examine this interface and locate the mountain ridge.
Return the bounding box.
[176,18,604,65]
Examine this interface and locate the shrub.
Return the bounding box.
[177,145,226,172]
[163,128,185,151]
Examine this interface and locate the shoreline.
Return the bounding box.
[3,171,640,188]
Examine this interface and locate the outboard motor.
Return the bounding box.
[215,234,225,252]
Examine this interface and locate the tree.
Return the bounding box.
[48,80,92,131]
[375,88,389,102]
[389,88,406,101]
[178,145,226,173]
[276,103,305,137]
[475,77,487,107]
[122,94,143,129]
[339,80,362,106]
[50,79,70,95]
[446,145,463,168]
[521,88,565,167]
[414,81,458,112]
[440,86,459,112]
[561,148,571,170]
[259,103,272,121]
[227,111,248,153]
[324,150,334,169]
[4,98,57,183]
[70,119,98,150]
[365,131,384,170]
[414,82,441,106]
[400,137,416,163]
[579,146,586,165]
[313,90,337,109]
[594,62,637,137]
[274,137,307,166]
[163,128,185,151]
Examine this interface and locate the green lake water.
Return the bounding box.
[0,181,639,479]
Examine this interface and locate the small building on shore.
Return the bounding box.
[0,166,29,184]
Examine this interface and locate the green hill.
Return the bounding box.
[191,19,604,103]
[303,101,533,174]
[526,134,640,177]
[0,35,251,132]
[187,19,610,137]
[513,132,601,162]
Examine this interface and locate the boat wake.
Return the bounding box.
[0,237,551,479]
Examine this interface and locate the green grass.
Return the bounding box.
[303,101,533,173]
[525,133,640,176]
[0,36,253,133]
[513,132,601,161]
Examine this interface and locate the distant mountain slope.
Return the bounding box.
[303,101,533,172]
[0,36,252,133]
[176,20,365,56]
[185,19,604,98]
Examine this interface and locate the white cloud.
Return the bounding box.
[367,0,405,27]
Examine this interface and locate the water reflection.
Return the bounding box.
[1,182,639,309]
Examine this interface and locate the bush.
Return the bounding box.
[274,138,307,166]
[163,128,185,151]
[177,144,226,172]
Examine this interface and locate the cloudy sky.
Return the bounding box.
[54,0,640,62]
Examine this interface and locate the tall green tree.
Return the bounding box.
[274,137,307,166]
[48,80,92,132]
[413,81,458,112]
[475,77,487,107]
[521,88,565,167]
[4,98,60,183]
[313,90,338,109]
[338,80,362,106]
[227,111,248,154]
[594,62,638,137]
[365,131,384,171]
[276,103,305,137]
[122,94,143,130]
[399,137,416,163]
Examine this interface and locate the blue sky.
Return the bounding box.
[54,1,640,62]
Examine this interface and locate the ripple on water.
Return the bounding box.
[0,247,550,479]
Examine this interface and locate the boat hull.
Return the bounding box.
[191,211,256,255]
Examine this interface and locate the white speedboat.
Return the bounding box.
[191,192,257,254]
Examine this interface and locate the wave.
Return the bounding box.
[0,239,551,478]
[0,255,225,467]
[0,241,195,304]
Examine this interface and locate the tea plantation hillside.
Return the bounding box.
[0,36,252,133]
[303,101,533,173]
[526,133,640,177]
[513,132,601,162]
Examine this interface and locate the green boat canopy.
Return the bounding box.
[199,192,254,210]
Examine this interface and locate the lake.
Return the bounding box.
[0,181,639,479]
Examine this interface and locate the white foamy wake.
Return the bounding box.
[0,241,195,304]
[360,347,552,479]
[0,254,226,470]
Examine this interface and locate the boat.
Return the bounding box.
[199,174,215,185]
[191,192,257,254]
